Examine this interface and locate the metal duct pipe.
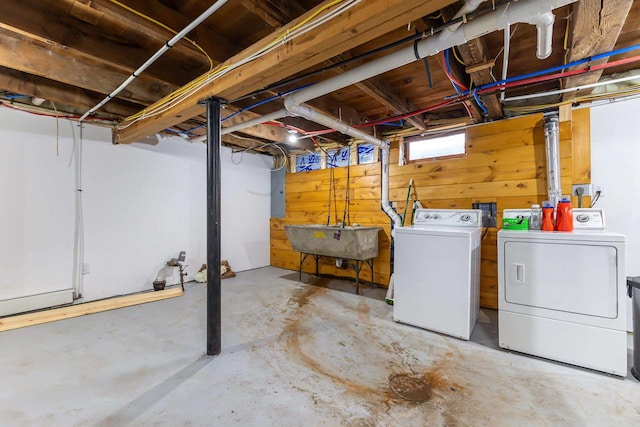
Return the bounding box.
[544,113,562,208]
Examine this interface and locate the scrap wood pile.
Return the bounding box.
[194,261,235,283]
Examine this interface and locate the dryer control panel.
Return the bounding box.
[573,208,605,230]
[413,209,481,228]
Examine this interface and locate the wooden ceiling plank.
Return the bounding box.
[0,0,207,85]
[34,0,210,65]
[456,40,504,120]
[115,0,457,144]
[89,0,237,62]
[238,1,371,133]
[561,0,634,100]
[0,27,177,106]
[324,58,427,130]
[238,0,293,29]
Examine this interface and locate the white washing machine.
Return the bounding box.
[498,208,627,376]
[393,209,482,340]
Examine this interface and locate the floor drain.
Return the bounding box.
[389,374,432,402]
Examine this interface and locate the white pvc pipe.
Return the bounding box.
[526,10,555,60]
[504,73,640,101]
[286,0,577,107]
[501,24,511,102]
[79,0,230,122]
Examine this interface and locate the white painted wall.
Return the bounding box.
[0,106,272,305]
[590,97,640,332]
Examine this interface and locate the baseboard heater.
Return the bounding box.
[0,289,74,317]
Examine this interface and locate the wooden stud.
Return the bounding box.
[0,288,183,332]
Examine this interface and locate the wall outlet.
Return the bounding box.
[593,184,604,197]
[572,184,592,196]
[82,262,90,274]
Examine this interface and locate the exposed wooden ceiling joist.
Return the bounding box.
[562,0,634,100]
[0,66,137,119]
[0,26,176,106]
[87,0,236,63]
[113,0,457,144]
[456,40,504,120]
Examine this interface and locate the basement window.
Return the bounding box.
[405,132,466,162]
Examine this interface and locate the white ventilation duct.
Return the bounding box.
[284,0,575,108]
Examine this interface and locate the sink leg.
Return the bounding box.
[298,253,304,282]
[355,261,361,295]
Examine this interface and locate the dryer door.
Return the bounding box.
[503,241,618,319]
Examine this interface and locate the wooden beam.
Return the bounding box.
[221,134,284,156]
[562,0,634,100]
[456,41,503,120]
[114,0,458,144]
[0,288,183,332]
[0,27,177,106]
[0,66,139,119]
[222,109,291,142]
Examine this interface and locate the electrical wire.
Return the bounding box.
[453,43,640,99]
[106,0,214,70]
[119,0,360,128]
[451,46,466,66]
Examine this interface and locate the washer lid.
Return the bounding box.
[396,225,479,238]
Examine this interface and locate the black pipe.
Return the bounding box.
[204,97,222,356]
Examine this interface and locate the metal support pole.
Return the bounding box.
[204,97,222,356]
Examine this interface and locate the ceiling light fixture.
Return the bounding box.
[287,130,298,144]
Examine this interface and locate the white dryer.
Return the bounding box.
[394,209,482,340]
[498,208,627,376]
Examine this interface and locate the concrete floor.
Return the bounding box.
[1,266,640,426]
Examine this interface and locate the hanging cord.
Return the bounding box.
[342,146,351,227]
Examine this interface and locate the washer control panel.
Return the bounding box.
[572,208,605,230]
[413,209,481,228]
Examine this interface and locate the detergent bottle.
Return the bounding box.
[542,201,554,231]
[555,197,573,232]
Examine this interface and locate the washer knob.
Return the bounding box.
[461,214,471,222]
[576,214,590,223]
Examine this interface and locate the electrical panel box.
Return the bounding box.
[472,202,497,228]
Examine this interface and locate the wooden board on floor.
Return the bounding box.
[0,287,183,332]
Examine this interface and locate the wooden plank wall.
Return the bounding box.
[271,110,591,308]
